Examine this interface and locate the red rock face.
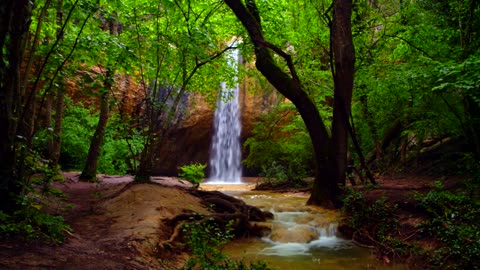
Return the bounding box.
[59,65,279,176]
[66,66,146,116]
[151,80,280,176]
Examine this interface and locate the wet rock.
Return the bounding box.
[270,224,319,243]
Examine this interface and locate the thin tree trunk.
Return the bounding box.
[359,95,382,159]
[80,15,119,181]
[49,86,65,166]
[21,0,53,145]
[80,69,113,181]
[48,0,65,167]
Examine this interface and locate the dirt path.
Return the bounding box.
[0,173,200,270]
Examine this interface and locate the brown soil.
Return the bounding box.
[0,173,206,270]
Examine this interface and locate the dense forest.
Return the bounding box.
[1,0,479,269]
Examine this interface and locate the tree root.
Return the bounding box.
[159,189,273,250]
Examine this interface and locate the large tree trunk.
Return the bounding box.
[331,0,355,187]
[0,0,33,211]
[80,69,113,181]
[224,0,340,207]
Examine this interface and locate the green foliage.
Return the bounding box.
[351,0,480,169]
[0,202,71,244]
[37,98,143,174]
[179,163,206,188]
[180,221,273,270]
[0,158,72,244]
[416,182,480,269]
[98,117,144,175]
[342,189,398,237]
[260,161,288,184]
[56,100,97,170]
[341,188,410,257]
[244,105,313,184]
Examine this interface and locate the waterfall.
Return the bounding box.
[208,47,242,184]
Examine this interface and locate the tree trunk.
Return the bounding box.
[0,0,33,211]
[135,146,154,183]
[80,70,113,181]
[331,0,355,187]
[224,0,340,207]
[49,86,65,166]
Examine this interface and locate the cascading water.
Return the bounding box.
[208,46,242,184]
[215,189,404,270]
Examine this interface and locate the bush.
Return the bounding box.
[416,182,480,269]
[0,183,72,244]
[180,221,273,270]
[342,188,399,238]
[341,188,411,259]
[179,163,206,188]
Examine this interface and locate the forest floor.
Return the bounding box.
[0,173,203,270]
[340,173,463,267]
[0,172,458,269]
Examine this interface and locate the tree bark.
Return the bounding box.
[0,0,33,211]
[80,15,118,181]
[49,86,65,166]
[80,69,113,181]
[331,0,355,187]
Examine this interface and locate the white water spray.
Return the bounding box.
[208,47,242,184]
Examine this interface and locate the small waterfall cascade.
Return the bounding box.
[260,210,344,257]
[208,46,242,184]
[216,188,400,269]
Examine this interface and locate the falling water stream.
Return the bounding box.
[201,183,405,270]
[208,46,242,184]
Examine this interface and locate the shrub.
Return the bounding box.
[180,221,273,270]
[341,188,411,259]
[0,186,72,244]
[416,182,480,269]
[179,163,206,188]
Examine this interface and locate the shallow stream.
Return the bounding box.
[201,183,405,270]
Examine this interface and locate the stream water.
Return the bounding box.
[201,183,405,270]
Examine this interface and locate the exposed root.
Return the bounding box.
[159,189,273,250]
[158,221,187,249]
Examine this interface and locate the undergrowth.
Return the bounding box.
[179,163,206,188]
[342,161,480,270]
[0,152,72,243]
[178,221,273,270]
[341,188,412,261]
[416,181,480,269]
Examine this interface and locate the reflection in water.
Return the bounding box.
[201,184,405,270]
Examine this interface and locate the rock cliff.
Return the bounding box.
[152,80,279,176]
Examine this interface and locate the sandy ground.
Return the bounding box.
[0,173,207,270]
